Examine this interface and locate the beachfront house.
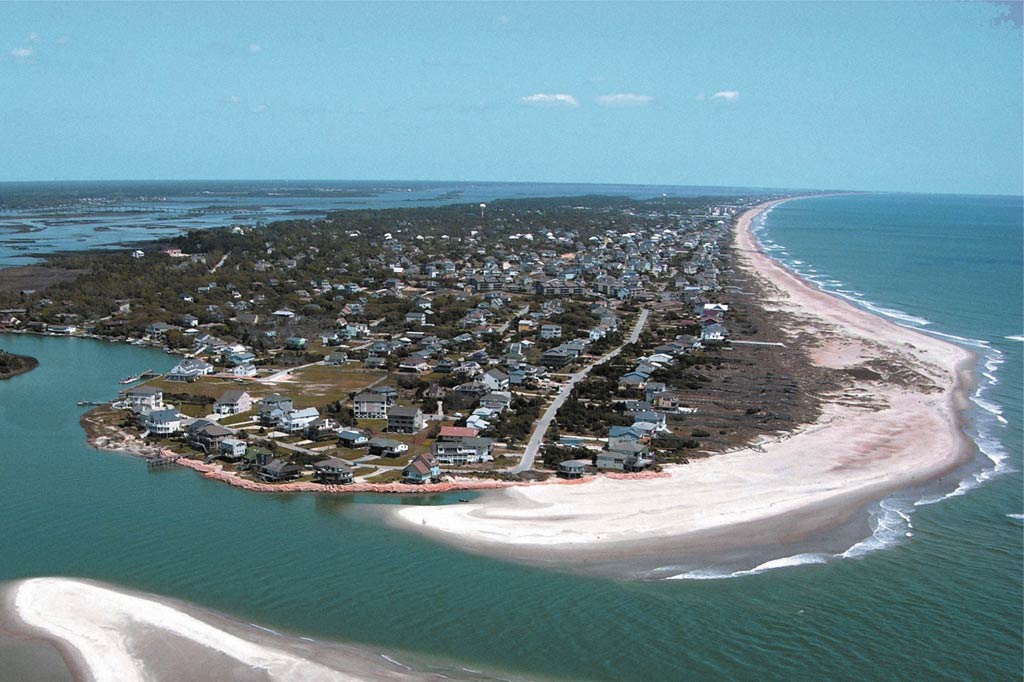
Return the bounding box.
[258,458,302,482]
[219,438,247,461]
[124,386,163,412]
[402,454,441,484]
[557,459,589,479]
[312,457,354,485]
[142,408,181,436]
[431,438,494,465]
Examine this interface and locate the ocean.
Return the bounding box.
[0,191,1020,680]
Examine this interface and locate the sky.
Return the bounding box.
[1,1,1021,195]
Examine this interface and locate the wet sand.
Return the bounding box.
[2,578,509,682]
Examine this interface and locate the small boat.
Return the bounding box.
[119,375,141,384]
[458,498,470,503]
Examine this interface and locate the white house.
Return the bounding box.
[142,408,181,435]
[279,407,320,433]
[540,324,562,340]
[481,368,509,391]
[124,386,163,412]
[213,390,253,415]
[219,438,247,459]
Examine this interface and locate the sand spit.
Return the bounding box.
[390,198,977,566]
[4,578,499,682]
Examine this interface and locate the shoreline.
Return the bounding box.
[385,196,978,571]
[1,577,504,682]
[0,351,38,380]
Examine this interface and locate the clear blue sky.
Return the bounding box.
[2,1,1021,195]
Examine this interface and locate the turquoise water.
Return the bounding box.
[1,193,1021,680]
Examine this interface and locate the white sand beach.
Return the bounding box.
[392,198,976,562]
[7,578,466,682]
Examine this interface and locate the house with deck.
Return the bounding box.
[387,406,425,433]
[313,457,354,485]
[124,386,163,412]
[402,454,441,484]
[213,390,252,416]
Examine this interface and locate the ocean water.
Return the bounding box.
[0,192,1020,680]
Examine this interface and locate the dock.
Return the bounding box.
[146,455,181,468]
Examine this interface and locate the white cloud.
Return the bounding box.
[26,32,41,43]
[252,103,269,113]
[225,95,242,104]
[595,93,654,108]
[520,93,578,108]
[10,47,34,63]
[710,90,740,102]
[55,35,71,45]
[248,43,262,55]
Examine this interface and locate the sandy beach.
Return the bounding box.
[3,578,498,682]
[390,198,977,568]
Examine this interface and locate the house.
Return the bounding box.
[337,428,370,448]
[219,438,247,460]
[124,386,163,412]
[630,410,666,430]
[142,408,181,435]
[398,357,430,373]
[258,394,294,425]
[608,425,647,450]
[541,347,576,368]
[405,311,427,326]
[617,371,650,390]
[279,407,320,433]
[431,437,493,465]
[325,350,349,365]
[387,406,425,433]
[284,336,307,350]
[353,391,389,419]
[437,426,480,441]
[557,459,590,479]
[540,324,562,340]
[305,417,341,441]
[480,391,512,412]
[224,350,256,367]
[312,457,354,485]
[481,368,509,391]
[166,358,214,382]
[595,450,628,471]
[402,454,440,484]
[368,437,408,457]
[213,390,252,415]
[232,363,258,377]
[259,458,302,482]
[701,323,728,344]
[623,450,655,472]
[186,420,234,452]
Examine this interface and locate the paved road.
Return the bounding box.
[510,308,650,473]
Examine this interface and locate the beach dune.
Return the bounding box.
[392,199,976,569]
